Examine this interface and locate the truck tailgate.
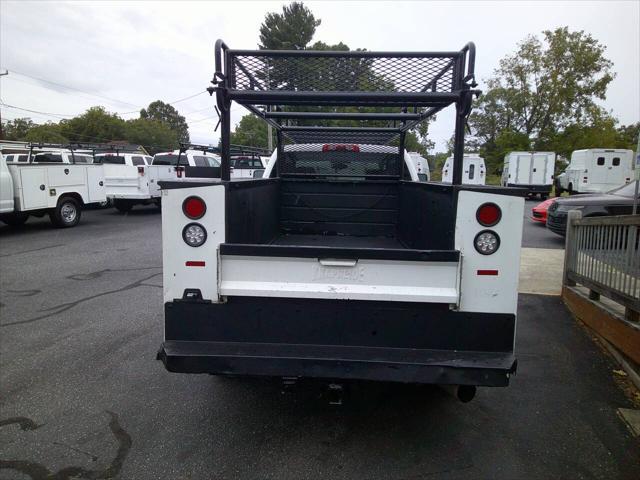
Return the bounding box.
[219,246,459,303]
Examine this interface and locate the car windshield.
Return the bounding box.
[608,181,639,197]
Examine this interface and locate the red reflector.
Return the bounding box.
[477,269,499,276]
[182,196,206,219]
[476,203,502,227]
[185,261,205,267]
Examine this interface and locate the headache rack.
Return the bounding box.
[209,39,480,182]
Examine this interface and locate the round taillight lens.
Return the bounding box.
[183,223,207,247]
[182,196,206,219]
[476,203,501,227]
[474,230,500,255]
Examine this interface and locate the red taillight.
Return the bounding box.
[476,203,501,227]
[137,166,144,175]
[322,144,360,152]
[182,196,206,219]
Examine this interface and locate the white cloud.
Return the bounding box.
[1,0,638,150]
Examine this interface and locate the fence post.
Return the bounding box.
[563,210,582,287]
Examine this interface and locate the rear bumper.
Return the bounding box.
[507,183,552,194]
[159,297,517,386]
[158,341,516,386]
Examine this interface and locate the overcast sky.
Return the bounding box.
[1,0,638,151]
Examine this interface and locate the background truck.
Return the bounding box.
[442,153,485,185]
[408,151,430,181]
[95,150,160,212]
[501,151,555,198]
[556,149,634,195]
[0,147,106,227]
[157,40,525,399]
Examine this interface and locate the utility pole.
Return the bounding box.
[0,70,8,140]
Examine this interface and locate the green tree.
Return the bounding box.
[2,118,35,140]
[59,106,127,143]
[125,118,179,154]
[230,114,271,148]
[140,100,190,143]
[616,122,640,151]
[23,122,68,143]
[469,27,615,158]
[259,2,320,50]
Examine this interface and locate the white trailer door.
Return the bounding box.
[515,154,531,184]
[606,153,626,186]
[591,153,608,185]
[530,154,547,184]
[20,168,48,209]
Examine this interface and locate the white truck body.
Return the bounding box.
[230,156,265,179]
[442,154,486,185]
[557,149,634,194]
[95,153,160,207]
[501,151,555,197]
[0,154,106,227]
[408,152,430,181]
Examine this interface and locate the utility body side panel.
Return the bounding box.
[7,164,106,211]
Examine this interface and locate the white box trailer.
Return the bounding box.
[556,149,634,195]
[442,154,485,185]
[0,154,106,227]
[501,151,555,198]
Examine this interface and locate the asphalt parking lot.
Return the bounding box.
[1,207,638,480]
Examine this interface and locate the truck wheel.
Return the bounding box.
[114,200,133,213]
[1,212,29,226]
[50,197,81,228]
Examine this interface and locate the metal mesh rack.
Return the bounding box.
[210,39,480,183]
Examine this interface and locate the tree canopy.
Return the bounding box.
[259,2,320,50]
[2,106,181,154]
[140,100,190,143]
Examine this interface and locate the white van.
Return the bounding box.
[442,154,485,185]
[408,152,430,181]
[152,149,220,168]
[556,149,634,194]
[501,151,555,198]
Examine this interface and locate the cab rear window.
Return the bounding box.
[153,155,178,165]
[131,156,146,166]
[33,153,63,163]
[98,155,126,164]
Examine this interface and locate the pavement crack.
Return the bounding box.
[67,266,161,281]
[0,417,44,431]
[0,272,161,328]
[0,411,132,480]
[0,244,64,258]
[6,289,42,297]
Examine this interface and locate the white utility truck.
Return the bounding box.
[556,149,634,195]
[156,40,525,400]
[408,151,430,181]
[501,151,555,198]
[442,153,486,185]
[94,150,160,212]
[0,147,106,227]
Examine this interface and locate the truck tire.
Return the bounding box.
[114,199,133,213]
[1,212,29,226]
[50,197,81,228]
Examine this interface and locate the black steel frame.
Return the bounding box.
[210,39,479,183]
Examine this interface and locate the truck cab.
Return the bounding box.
[157,40,524,396]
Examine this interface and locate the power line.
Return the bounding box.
[6,69,142,109]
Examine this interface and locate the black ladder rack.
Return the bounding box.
[210,39,480,183]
